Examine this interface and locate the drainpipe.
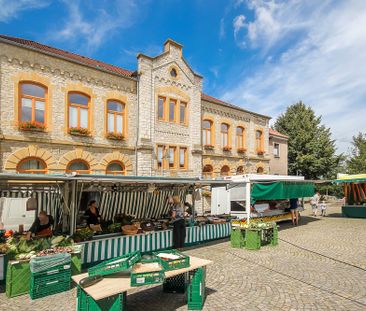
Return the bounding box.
[135,73,140,176]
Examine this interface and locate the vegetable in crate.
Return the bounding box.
[0,243,9,254]
[72,228,94,242]
[107,223,122,233]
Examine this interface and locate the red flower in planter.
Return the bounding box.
[204,144,215,150]
[69,127,90,136]
[237,148,247,153]
[223,146,232,151]
[257,150,265,155]
[19,121,45,131]
[106,132,124,140]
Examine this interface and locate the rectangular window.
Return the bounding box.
[69,106,78,128]
[158,97,165,120]
[107,113,114,132]
[274,143,280,157]
[157,145,164,169]
[179,147,187,169]
[169,100,176,122]
[21,98,32,122]
[180,102,187,124]
[169,146,176,168]
[79,108,88,128]
[35,101,45,123]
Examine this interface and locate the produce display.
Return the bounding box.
[4,235,74,260]
[72,227,94,242]
[240,221,276,230]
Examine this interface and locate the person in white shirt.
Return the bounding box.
[310,192,320,216]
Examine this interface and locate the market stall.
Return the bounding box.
[0,174,231,280]
[211,174,315,224]
[335,174,366,218]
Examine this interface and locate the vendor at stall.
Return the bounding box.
[26,211,54,240]
[85,200,102,231]
[169,195,186,249]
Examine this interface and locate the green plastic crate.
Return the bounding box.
[32,262,71,277]
[163,273,187,293]
[153,249,190,271]
[77,286,126,311]
[245,229,261,250]
[271,225,278,246]
[71,252,82,275]
[30,270,71,300]
[230,228,245,248]
[187,267,206,310]
[6,260,31,298]
[88,251,141,276]
[130,261,165,287]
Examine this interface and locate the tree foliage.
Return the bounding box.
[347,132,366,174]
[273,102,340,179]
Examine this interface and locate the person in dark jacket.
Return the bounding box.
[289,198,299,226]
[170,195,186,249]
[85,200,101,226]
[26,211,54,240]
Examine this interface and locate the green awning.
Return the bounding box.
[251,181,315,201]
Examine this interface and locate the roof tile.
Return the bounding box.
[0,35,135,78]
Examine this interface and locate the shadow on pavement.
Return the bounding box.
[278,216,321,231]
[126,285,216,311]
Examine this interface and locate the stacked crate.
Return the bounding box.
[187,267,206,310]
[245,229,261,250]
[6,260,31,297]
[77,287,126,311]
[29,253,71,299]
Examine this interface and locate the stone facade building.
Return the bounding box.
[269,129,289,175]
[0,35,287,178]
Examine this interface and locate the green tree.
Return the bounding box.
[347,132,366,173]
[273,101,340,179]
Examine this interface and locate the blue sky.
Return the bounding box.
[1,0,365,154]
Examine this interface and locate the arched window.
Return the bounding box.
[220,165,230,177]
[66,159,90,174]
[17,157,47,174]
[257,167,264,174]
[202,120,213,146]
[236,127,245,149]
[107,100,125,135]
[221,123,230,148]
[256,130,264,153]
[236,166,244,175]
[202,165,214,179]
[68,92,90,130]
[19,82,47,126]
[106,161,126,175]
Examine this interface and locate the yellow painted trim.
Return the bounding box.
[62,83,95,135]
[12,72,53,132]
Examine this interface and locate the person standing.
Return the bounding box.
[170,195,186,249]
[85,200,102,231]
[310,192,320,216]
[289,198,299,226]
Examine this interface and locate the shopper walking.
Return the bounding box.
[310,192,320,216]
[289,198,299,226]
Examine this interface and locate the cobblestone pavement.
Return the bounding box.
[1,203,366,311]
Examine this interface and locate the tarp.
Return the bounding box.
[251,181,314,201]
[335,173,366,183]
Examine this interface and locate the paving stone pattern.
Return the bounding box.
[1,203,365,311]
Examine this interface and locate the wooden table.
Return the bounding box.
[72,255,212,301]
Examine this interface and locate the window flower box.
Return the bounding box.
[257,150,265,155]
[69,127,90,136]
[19,121,45,132]
[237,148,247,153]
[106,132,124,140]
[223,146,232,152]
[204,144,215,150]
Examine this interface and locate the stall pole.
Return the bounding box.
[192,186,196,218]
[69,180,77,235]
[246,182,251,224]
[62,181,70,233]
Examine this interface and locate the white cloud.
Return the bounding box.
[233,15,246,39]
[50,0,144,54]
[219,18,225,39]
[0,0,50,22]
[224,0,366,153]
